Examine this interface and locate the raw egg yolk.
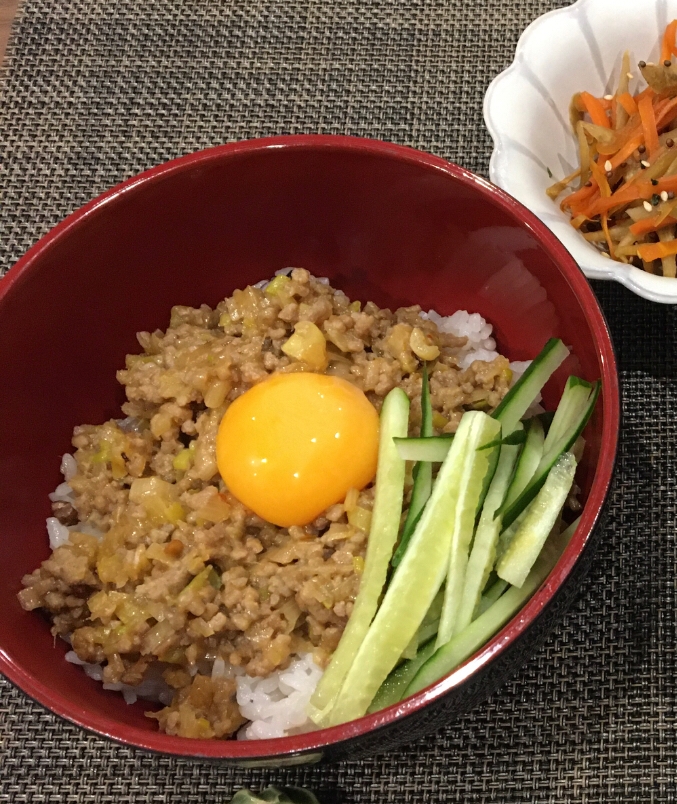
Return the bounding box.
[216,373,380,527]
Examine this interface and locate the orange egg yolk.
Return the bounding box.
[216,373,380,528]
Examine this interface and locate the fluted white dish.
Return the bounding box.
[485,0,677,303]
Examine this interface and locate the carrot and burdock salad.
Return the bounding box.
[549,21,677,277]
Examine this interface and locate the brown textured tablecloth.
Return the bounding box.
[1,1,675,801]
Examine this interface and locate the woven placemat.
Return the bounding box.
[1,1,674,801]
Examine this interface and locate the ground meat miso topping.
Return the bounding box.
[18,270,512,739]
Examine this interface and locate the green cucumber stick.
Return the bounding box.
[392,364,433,567]
[405,516,581,697]
[434,415,502,648]
[455,427,523,635]
[499,380,598,529]
[399,588,444,663]
[308,387,410,722]
[477,578,509,615]
[474,338,569,515]
[492,338,570,435]
[497,452,577,588]
[368,638,437,713]
[503,416,545,511]
[326,411,500,726]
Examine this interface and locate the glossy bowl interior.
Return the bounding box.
[0,135,619,765]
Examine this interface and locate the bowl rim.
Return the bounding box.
[0,133,620,761]
[483,0,677,303]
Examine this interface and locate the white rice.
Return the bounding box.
[46,457,104,548]
[60,453,77,482]
[64,644,322,737]
[46,517,71,550]
[50,303,526,739]
[235,653,323,740]
[421,308,497,369]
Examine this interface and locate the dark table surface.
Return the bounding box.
[1,1,675,802]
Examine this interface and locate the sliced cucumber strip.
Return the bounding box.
[392,365,433,567]
[474,338,569,514]
[477,578,509,615]
[433,415,502,648]
[399,614,441,662]
[368,638,437,713]
[415,617,441,646]
[400,632,419,662]
[497,452,577,588]
[405,517,581,697]
[402,588,444,657]
[543,376,593,448]
[502,417,544,512]
[455,426,523,634]
[491,338,570,434]
[495,509,528,561]
[324,411,500,726]
[479,429,527,451]
[393,435,452,462]
[500,379,599,529]
[308,387,410,722]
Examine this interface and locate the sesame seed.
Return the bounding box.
[661,191,669,202]
[652,179,659,186]
[647,61,655,67]
[600,251,610,258]
[604,160,613,171]
[643,201,653,212]
[641,160,651,168]
[627,72,634,79]
[668,138,675,148]
[604,94,614,101]
[638,144,646,154]
[665,60,672,67]
[639,61,647,68]
[585,181,592,187]
[670,192,675,200]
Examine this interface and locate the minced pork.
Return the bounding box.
[18,269,512,739]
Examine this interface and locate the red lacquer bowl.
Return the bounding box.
[0,136,619,765]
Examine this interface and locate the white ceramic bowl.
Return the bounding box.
[485,0,677,303]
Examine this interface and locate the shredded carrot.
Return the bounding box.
[609,133,644,170]
[566,189,601,219]
[580,91,611,128]
[637,239,677,261]
[548,22,677,276]
[638,95,660,159]
[635,87,655,104]
[585,175,677,217]
[655,96,677,130]
[662,20,677,63]
[629,214,677,236]
[560,182,597,212]
[616,92,638,117]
